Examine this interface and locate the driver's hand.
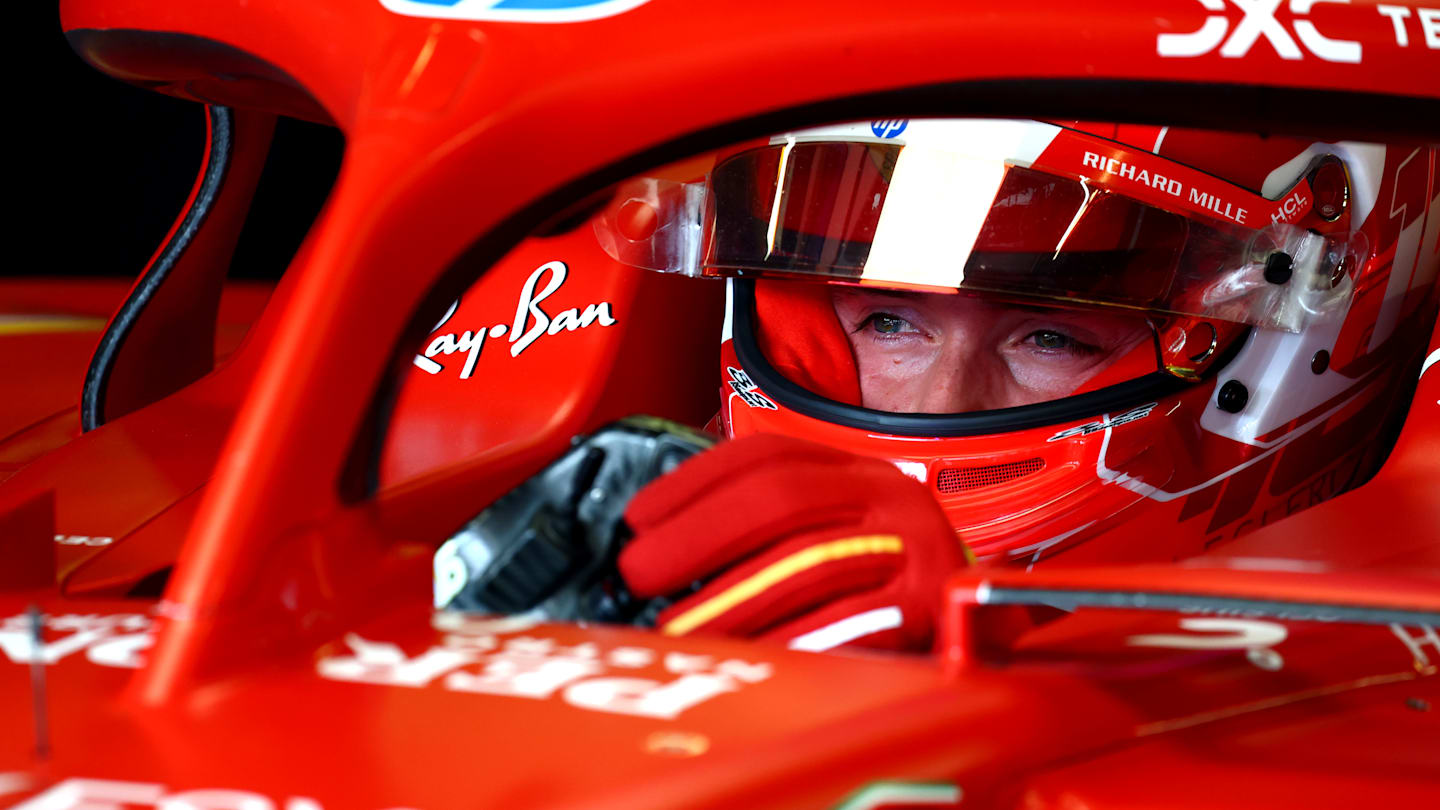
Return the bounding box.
[618,434,971,653]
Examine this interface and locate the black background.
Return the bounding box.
[19,10,342,281]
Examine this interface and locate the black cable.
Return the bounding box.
[80,105,233,431]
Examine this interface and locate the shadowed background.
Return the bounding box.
[18,11,343,281]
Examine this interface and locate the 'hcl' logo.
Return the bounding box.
[381,0,653,23]
[1158,0,1361,63]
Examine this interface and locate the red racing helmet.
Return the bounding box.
[596,118,1439,565]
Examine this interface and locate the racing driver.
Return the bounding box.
[577,118,1437,653]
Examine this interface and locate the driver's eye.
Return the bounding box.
[1024,329,1099,356]
[1031,330,1070,350]
[865,313,909,335]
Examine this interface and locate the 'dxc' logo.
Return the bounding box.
[1158,0,1361,63]
[871,120,909,139]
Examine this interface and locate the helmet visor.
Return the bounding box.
[712,144,1188,297]
[597,135,1364,333]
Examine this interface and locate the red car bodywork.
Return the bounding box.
[3,1,1438,807]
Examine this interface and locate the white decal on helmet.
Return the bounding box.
[1046,403,1158,442]
[1370,149,1437,353]
[380,0,653,23]
[726,366,778,410]
[1118,380,1372,503]
[1005,521,1097,570]
[1422,348,1440,378]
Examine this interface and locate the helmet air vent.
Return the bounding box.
[935,458,1045,494]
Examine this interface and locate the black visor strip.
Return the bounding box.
[81,105,233,432]
[730,279,1193,437]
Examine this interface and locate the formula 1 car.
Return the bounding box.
[3,1,1439,808]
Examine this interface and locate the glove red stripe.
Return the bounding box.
[658,534,903,636]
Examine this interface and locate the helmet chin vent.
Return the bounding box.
[935,458,1045,494]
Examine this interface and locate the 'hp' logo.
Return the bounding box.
[871,120,909,139]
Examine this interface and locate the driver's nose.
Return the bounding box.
[913,338,1008,413]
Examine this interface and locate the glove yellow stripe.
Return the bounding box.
[660,535,904,636]
[0,315,107,335]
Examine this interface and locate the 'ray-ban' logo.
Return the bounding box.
[414,261,617,379]
[1158,0,1361,63]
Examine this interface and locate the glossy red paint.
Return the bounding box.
[2,0,1437,807]
[0,279,271,482]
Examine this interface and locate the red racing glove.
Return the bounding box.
[618,434,972,653]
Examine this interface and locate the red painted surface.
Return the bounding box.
[2,1,1436,807]
[0,280,272,481]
